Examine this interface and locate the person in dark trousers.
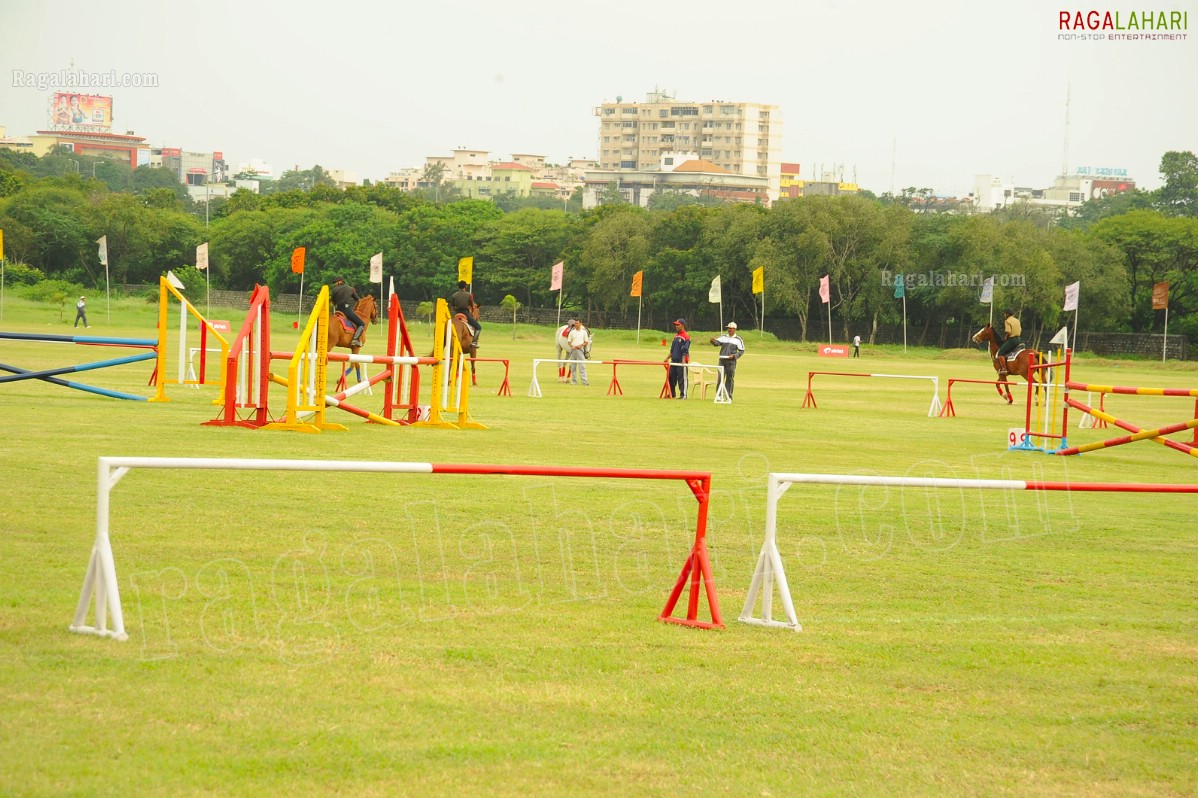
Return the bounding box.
[994,309,1022,376]
[74,295,89,328]
[450,280,481,346]
[852,334,861,357]
[710,322,745,399]
[330,277,365,348]
[665,318,691,398]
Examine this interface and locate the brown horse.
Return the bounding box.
[971,323,1039,404]
[452,312,479,385]
[328,294,379,356]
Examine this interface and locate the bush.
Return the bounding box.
[1,261,45,286]
[17,278,86,303]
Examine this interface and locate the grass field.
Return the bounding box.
[1,295,1196,796]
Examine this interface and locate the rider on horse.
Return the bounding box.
[450,280,481,348]
[331,277,366,349]
[994,309,1023,376]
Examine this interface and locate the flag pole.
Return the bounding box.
[1163,305,1169,362]
[760,282,765,340]
[297,271,304,328]
[105,257,111,323]
[988,274,994,328]
[902,293,907,353]
[556,290,562,328]
[636,294,642,345]
[827,296,832,344]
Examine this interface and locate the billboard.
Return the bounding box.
[1090,179,1134,200]
[50,93,113,129]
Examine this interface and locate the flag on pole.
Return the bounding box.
[893,273,905,299]
[0,229,5,261]
[458,256,473,283]
[1152,281,1169,309]
[291,247,305,274]
[369,252,383,284]
[630,270,643,297]
[97,236,108,267]
[818,275,830,304]
[979,276,994,304]
[1063,281,1080,312]
[708,275,721,303]
[550,261,563,291]
[196,242,209,271]
[752,267,764,295]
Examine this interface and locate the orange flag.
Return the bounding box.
[291,247,306,274]
[630,270,643,297]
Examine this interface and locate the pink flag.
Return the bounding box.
[819,275,830,304]
[550,261,564,291]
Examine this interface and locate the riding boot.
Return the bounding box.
[349,331,364,349]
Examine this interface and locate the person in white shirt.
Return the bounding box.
[74,295,89,328]
[709,322,745,398]
[852,334,861,357]
[566,319,591,386]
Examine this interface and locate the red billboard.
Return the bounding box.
[160,147,181,157]
[1090,179,1133,200]
[50,93,113,130]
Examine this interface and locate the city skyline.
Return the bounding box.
[1,0,1194,195]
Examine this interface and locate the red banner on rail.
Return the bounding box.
[818,345,849,358]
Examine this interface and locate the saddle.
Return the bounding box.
[333,312,355,334]
[996,344,1025,375]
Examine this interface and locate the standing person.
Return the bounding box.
[852,334,861,358]
[330,277,365,349]
[556,319,575,382]
[567,318,590,386]
[449,280,481,347]
[994,308,1022,376]
[74,295,89,328]
[710,322,745,399]
[665,318,691,398]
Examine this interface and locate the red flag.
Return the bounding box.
[550,261,563,291]
[291,247,306,274]
[818,275,830,304]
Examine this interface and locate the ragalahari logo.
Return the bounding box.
[1059,9,1189,41]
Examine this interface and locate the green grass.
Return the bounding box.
[1,295,1196,796]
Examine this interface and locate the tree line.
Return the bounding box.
[1,148,1195,342]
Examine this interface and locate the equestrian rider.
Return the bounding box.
[994,308,1022,376]
[331,277,366,349]
[450,280,482,347]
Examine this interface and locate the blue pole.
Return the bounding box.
[0,331,157,347]
[0,362,147,400]
[0,351,157,385]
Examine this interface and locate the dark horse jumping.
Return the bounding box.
[971,323,1039,404]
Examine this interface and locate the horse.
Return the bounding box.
[555,322,591,382]
[971,323,1040,404]
[328,294,379,384]
[452,312,479,385]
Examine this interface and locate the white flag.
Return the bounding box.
[979,276,994,304]
[1063,281,1079,312]
[196,242,209,271]
[708,275,721,303]
[369,252,383,284]
[97,236,108,267]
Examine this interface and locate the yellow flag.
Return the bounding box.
[458,256,473,284]
[0,229,4,262]
[630,270,643,298]
[752,266,764,295]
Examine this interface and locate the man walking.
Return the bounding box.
[665,318,691,398]
[710,322,745,399]
[852,334,861,358]
[74,295,89,328]
[330,277,365,349]
[567,318,590,386]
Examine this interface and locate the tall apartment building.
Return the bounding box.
[595,90,783,199]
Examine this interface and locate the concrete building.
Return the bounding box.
[972,171,1136,214]
[582,156,770,209]
[595,90,783,199]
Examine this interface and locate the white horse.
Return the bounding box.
[555,322,591,382]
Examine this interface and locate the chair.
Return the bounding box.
[687,364,716,399]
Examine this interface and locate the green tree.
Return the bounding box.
[499,294,521,337]
[1157,150,1198,217]
[581,206,650,314]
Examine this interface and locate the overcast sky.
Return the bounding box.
[2,0,1195,195]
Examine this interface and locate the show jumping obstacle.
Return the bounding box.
[740,472,1198,632]
[938,378,1024,418]
[465,358,513,396]
[70,456,724,641]
[801,371,943,417]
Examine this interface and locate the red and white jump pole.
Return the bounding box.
[70,457,723,641]
[801,371,942,417]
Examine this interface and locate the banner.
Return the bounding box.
[51,93,113,130]
[630,270,643,298]
[196,242,209,271]
[369,252,383,284]
[1152,281,1169,310]
[979,276,994,304]
[0,229,4,261]
[291,247,305,274]
[458,256,473,284]
[708,275,721,303]
[1063,281,1079,312]
[97,236,108,267]
[752,267,764,295]
[550,261,563,291]
[893,273,905,299]
[818,275,830,304]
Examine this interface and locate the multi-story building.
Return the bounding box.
[594,90,783,199]
[582,154,770,209]
[972,171,1136,214]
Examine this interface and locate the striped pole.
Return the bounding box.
[1059,396,1198,457]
